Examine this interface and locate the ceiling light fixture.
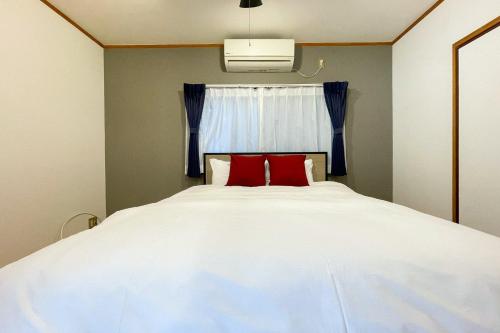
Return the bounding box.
[239,0,262,8]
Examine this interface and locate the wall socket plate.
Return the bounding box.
[88,217,98,229]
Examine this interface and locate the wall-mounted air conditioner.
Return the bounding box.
[224,39,295,73]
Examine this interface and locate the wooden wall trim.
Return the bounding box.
[40,0,103,47]
[104,41,392,49]
[105,44,223,49]
[39,0,443,49]
[392,0,445,44]
[296,42,392,47]
[451,16,500,222]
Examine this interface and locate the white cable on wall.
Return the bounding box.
[296,59,326,78]
[59,212,101,240]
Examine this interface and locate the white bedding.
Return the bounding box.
[1,182,500,333]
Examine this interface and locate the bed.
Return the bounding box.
[1,153,500,333]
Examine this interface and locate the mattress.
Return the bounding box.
[1,182,499,332]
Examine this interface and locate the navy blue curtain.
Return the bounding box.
[323,82,348,176]
[184,83,206,177]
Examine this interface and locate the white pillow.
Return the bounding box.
[209,158,230,185]
[305,159,314,185]
[265,160,270,185]
[265,159,315,185]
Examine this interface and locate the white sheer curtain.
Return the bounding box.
[194,86,332,172]
[260,87,332,168]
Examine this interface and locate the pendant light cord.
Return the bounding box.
[248,0,251,46]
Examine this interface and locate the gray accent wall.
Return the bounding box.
[104,46,392,215]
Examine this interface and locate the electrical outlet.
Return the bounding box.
[88,217,98,229]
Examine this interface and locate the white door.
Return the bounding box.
[459,27,500,236]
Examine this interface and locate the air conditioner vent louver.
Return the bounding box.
[224,39,295,73]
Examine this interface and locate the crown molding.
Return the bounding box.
[40,0,446,49]
[392,0,445,44]
[296,42,392,47]
[105,44,223,49]
[40,0,103,47]
[104,41,393,49]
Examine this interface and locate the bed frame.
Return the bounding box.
[203,152,328,185]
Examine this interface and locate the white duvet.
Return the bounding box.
[1,182,500,333]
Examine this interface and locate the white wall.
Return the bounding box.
[0,0,105,266]
[459,28,500,236]
[392,0,500,220]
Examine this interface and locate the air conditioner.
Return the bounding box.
[224,39,295,73]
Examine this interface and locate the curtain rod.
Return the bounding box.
[206,83,323,88]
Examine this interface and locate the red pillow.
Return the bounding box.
[267,155,309,186]
[226,155,266,187]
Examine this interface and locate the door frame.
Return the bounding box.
[452,17,500,222]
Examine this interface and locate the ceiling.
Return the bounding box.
[46,0,438,45]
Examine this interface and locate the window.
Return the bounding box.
[189,85,333,172]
